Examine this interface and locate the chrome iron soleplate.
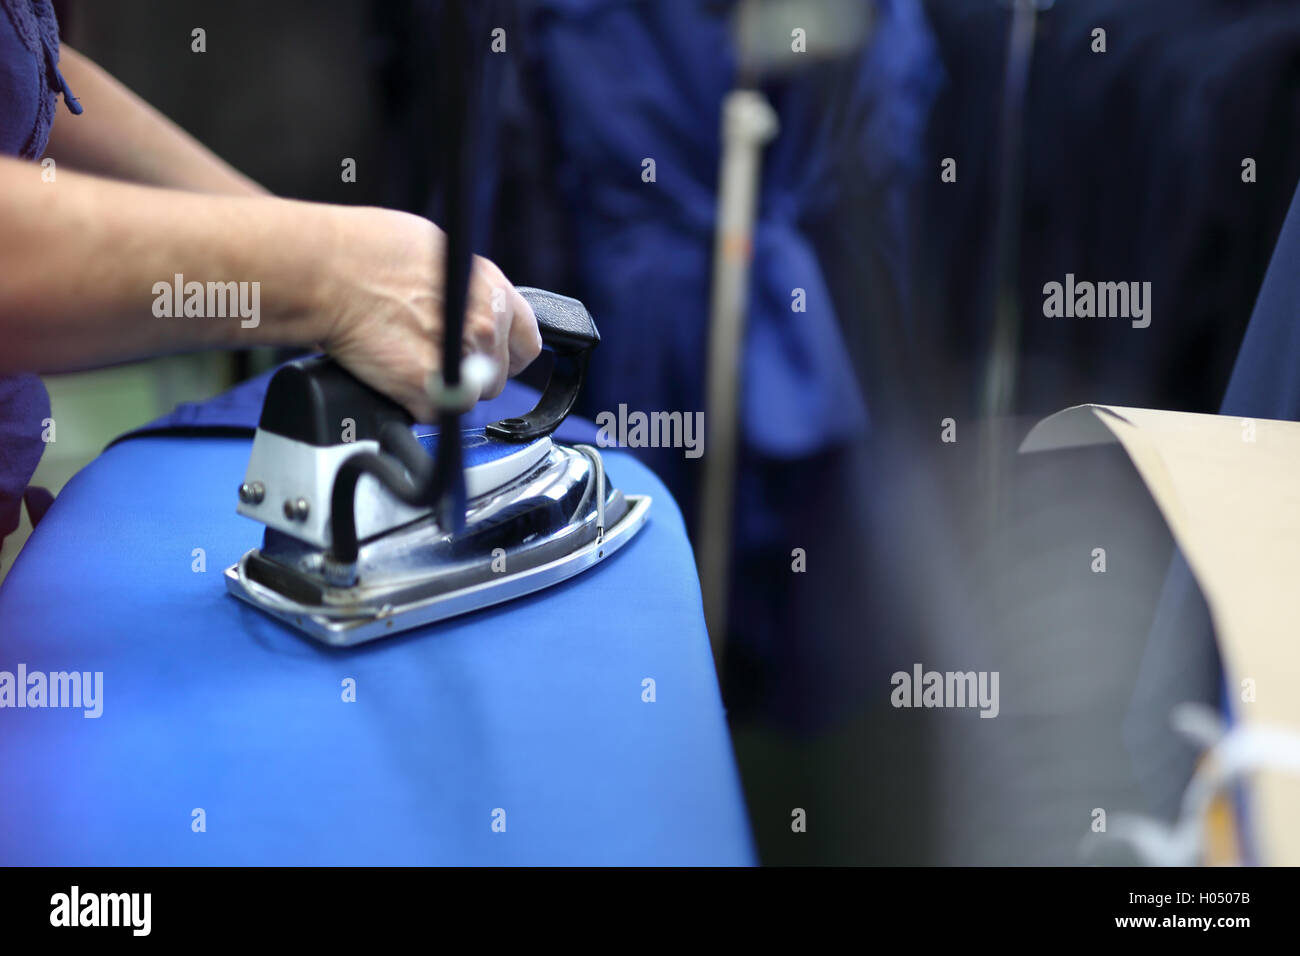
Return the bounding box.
[224,494,651,646]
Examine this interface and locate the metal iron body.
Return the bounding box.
[224,289,650,646]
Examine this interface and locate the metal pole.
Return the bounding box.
[699,88,778,664]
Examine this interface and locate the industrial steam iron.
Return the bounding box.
[224,287,651,646]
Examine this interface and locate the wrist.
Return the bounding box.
[246,197,340,349]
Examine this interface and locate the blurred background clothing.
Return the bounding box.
[918,0,1300,420]
[914,0,1300,857]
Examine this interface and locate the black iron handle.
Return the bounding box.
[485,286,599,442]
[516,286,599,355]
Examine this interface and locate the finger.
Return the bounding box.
[475,277,515,399]
[405,350,439,422]
[479,323,510,400]
[506,286,542,376]
[463,304,501,357]
[456,311,507,401]
[460,353,499,407]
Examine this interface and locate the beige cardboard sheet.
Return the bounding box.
[1022,404,1300,864]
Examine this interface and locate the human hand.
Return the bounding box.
[315,206,541,422]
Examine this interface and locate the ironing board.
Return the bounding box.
[0,384,754,865]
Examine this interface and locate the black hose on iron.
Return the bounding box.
[329,424,436,565]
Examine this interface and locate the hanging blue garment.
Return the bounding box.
[496,0,941,720]
[1218,185,1300,422]
[523,0,937,457]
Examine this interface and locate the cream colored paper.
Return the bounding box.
[1022,404,1300,864]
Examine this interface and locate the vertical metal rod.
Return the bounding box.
[979,0,1040,542]
[980,0,1039,424]
[430,0,482,534]
[699,88,778,665]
